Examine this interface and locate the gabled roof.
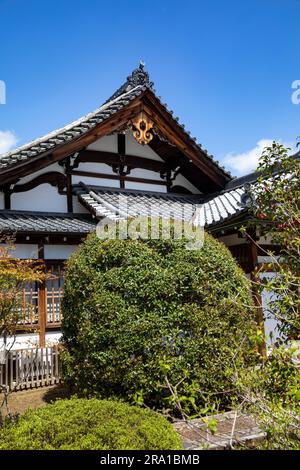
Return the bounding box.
[0,63,231,189]
[0,84,145,170]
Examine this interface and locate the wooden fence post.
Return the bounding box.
[38,282,47,348]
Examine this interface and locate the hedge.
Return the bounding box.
[61,233,255,415]
[0,398,182,450]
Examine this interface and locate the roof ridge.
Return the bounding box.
[104,61,154,103]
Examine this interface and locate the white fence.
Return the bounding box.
[0,346,61,391]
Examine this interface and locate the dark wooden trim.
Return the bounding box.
[12,172,67,194]
[117,133,126,156]
[4,190,11,209]
[38,241,44,259]
[7,233,90,245]
[74,149,166,173]
[71,169,167,186]
[63,157,73,212]
[257,244,282,256]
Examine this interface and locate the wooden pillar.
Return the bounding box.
[65,156,73,213]
[118,134,126,189]
[38,241,46,347]
[2,184,12,209]
[247,228,267,359]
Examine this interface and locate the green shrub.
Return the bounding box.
[0,398,182,450]
[61,233,255,415]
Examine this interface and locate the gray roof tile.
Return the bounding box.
[75,183,247,228]
[0,210,97,234]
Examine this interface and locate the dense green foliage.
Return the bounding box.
[235,343,300,449]
[236,141,300,450]
[0,398,182,450]
[61,233,255,415]
[252,142,300,340]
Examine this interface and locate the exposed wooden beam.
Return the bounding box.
[74,149,167,173]
[11,172,67,194]
[71,169,167,186]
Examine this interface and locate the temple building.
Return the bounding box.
[0,63,280,348]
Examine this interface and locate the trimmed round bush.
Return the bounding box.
[0,398,182,450]
[61,233,255,414]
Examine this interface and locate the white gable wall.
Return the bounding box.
[12,184,68,212]
[125,132,164,161]
[4,132,202,213]
[87,134,118,153]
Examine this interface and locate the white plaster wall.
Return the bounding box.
[125,181,167,192]
[125,132,163,161]
[260,272,281,346]
[72,174,120,188]
[0,332,62,350]
[87,132,163,161]
[72,196,90,213]
[5,244,39,259]
[171,174,201,194]
[129,168,162,180]
[12,184,67,212]
[0,191,4,209]
[87,134,118,153]
[76,162,113,174]
[44,244,78,259]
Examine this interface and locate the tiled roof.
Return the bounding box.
[74,183,247,228]
[0,210,97,234]
[0,85,146,170]
[195,187,246,227]
[0,184,248,235]
[0,63,231,179]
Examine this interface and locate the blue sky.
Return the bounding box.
[0,0,299,176]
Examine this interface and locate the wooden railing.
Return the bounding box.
[17,263,64,329]
[0,346,61,391]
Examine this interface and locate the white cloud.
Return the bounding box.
[0,130,18,154]
[224,139,293,176]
